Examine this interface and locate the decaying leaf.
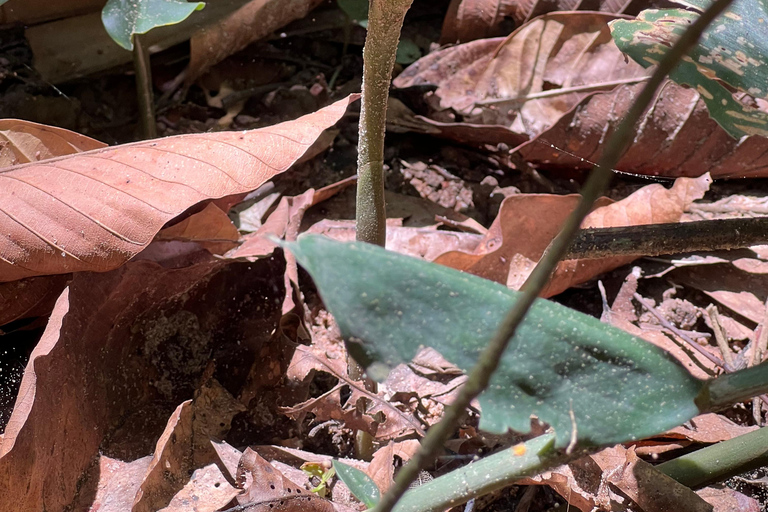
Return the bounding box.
[282,345,425,440]
[235,448,334,512]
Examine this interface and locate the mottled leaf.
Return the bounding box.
[610,2,768,138]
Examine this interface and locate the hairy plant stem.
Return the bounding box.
[352,0,414,461]
[370,2,736,512]
[132,34,157,139]
[355,0,413,245]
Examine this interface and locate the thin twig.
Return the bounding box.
[566,217,768,260]
[634,294,724,368]
[707,305,735,369]
[371,2,736,512]
[476,76,651,107]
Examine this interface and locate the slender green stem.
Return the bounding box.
[355,0,413,246]
[657,426,768,489]
[371,2,736,512]
[132,34,157,139]
[391,434,558,512]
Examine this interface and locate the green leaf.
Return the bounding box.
[396,38,421,65]
[286,235,703,449]
[333,460,380,508]
[337,0,368,24]
[102,0,205,50]
[610,2,768,138]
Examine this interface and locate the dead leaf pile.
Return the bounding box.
[2,2,768,512]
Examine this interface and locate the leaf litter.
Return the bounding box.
[2,1,768,511]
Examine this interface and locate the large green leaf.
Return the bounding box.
[102,0,205,50]
[610,1,768,138]
[286,235,703,449]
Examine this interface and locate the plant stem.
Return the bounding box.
[391,434,558,512]
[566,217,768,260]
[355,0,413,246]
[371,2,736,512]
[133,34,157,139]
[699,361,768,411]
[657,426,768,489]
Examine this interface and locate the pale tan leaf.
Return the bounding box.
[0,119,106,167]
[0,95,355,282]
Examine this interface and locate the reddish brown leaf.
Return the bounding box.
[0,255,285,511]
[513,80,768,179]
[0,273,70,328]
[399,11,768,178]
[75,455,153,512]
[0,119,106,167]
[435,174,710,296]
[133,401,196,512]
[157,202,240,255]
[368,440,420,494]
[0,96,355,282]
[440,0,523,44]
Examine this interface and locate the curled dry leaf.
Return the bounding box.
[398,11,768,178]
[0,119,106,167]
[188,0,325,82]
[367,440,420,494]
[440,0,638,44]
[133,401,195,512]
[156,202,240,255]
[396,12,649,135]
[0,95,355,283]
[435,174,711,297]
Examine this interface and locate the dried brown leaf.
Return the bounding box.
[368,440,420,494]
[235,448,333,512]
[396,13,648,132]
[0,119,105,167]
[0,255,284,510]
[0,96,355,282]
[188,0,324,82]
[159,463,240,512]
[434,174,710,296]
[157,203,240,255]
[133,401,196,512]
[78,455,153,512]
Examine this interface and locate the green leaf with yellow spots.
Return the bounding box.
[610,1,768,138]
[285,235,703,449]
